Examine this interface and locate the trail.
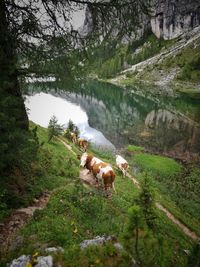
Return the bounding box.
[0,192,50,255]
[59,139,200,242]
[0,138,79,255]
[127,171,200,242]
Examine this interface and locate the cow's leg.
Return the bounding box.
[105,184,112,198]
[122,169,126,177]
[112,182,116,193]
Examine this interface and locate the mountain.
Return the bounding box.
[80,1,200,95]
[80,0,200,40]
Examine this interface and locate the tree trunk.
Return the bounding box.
[0,0,28,130]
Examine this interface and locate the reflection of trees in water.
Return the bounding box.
[144,109,200,160]
[26,79,200,160]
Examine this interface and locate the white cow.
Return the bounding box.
[116,155,129,177]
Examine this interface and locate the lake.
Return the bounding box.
[25,79,200,160]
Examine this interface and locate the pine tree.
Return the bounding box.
[139,173,157,230]
[48,115,63,142]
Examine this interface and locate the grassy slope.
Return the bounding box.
[127,148,200,236]
[1,124,197,267]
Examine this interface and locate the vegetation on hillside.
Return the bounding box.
[1,123,198,267]
[85,32,175,79]
[162,37,200,83]
[127,149,200,234]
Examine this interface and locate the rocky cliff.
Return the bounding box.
[151,0,200,39]
[80,0,200,40]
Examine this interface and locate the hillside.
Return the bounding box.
[108,26,200,96]
[1,123,200,267]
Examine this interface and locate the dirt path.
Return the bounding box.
[56,137,77,156]
[0,192,50,255]
[128,172,200,242]
[155,203,200,242]
[59,139,200,242]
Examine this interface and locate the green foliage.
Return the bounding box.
[63,120,80,139]
[161,167,200,222]
[139,173,156,229]
[131,151,200,232]
[124,205,143,259]
[47,115,63,142]
[133,153,182,179]
[85,32,174,79]
[127,145,144,152]
[0,124,39,211]
[0,189,8,220]
[178,55,200,82]
[187,243,200,267]
[0,124,195,267]
[163,39,200,83]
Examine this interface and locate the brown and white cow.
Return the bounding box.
[70,132,77,143]
[78,138,88,151]
[80,153,116,193]
[116,155,129,177]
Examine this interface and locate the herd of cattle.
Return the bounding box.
[67,132,129,195]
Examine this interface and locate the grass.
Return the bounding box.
[126,145,145,153]
[0,124,198,267]
[129,152,200,235]
[133,153,182,178]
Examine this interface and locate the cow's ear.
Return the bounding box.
[77,155,81,160]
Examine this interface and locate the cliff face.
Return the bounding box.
[151,0,200,39]
[80,0,200,40]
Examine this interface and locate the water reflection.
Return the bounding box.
[25,92,115,150]
[25,80,200,161]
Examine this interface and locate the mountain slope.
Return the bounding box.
[108,26,200,96]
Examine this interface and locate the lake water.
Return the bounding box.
[25,80,200,160]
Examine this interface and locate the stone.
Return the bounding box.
[8,255,53,267]
[45,247,64,253]
[35,256,53,267]
[80,235,116,250]
[8,255,30,267]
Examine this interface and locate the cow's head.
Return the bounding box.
[80,152,88,167]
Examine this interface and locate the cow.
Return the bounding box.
[80,152,116,194]
[80,153,103,173]
[70,132,77,143]
[116,155,129,177]
[78,138,88,151]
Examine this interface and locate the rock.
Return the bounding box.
[45,247,64,253]
[8,255,30,267]
[8,255,53,267]
[80,235,116,250]
[113,242,124,250]
[35,256,53,267]
[150,0,200,40]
